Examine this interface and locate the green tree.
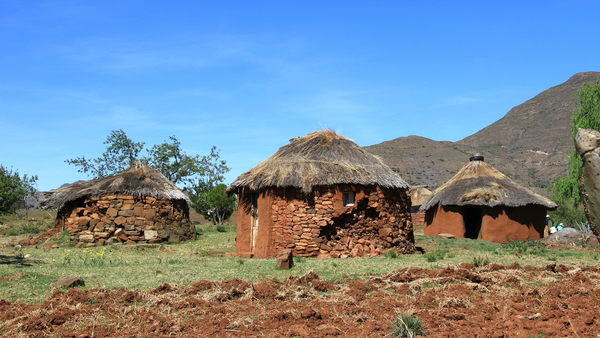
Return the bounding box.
[147,137,229,188]
[200,184,237,225]
[65,129,145,179]
[65,130,229,190]
[552,76,600,224]
[0,165,38,214]
[188,159,235,225]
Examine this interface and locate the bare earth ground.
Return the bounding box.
[2,262,600,337]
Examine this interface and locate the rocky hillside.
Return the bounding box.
[365,71,600,195]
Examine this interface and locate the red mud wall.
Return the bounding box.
[424,205,466,238]
[424,204,547,243]
[480,206,546,243]
[235,185,413,258]
[235,192,274,258]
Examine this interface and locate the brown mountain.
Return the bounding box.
[365,71,600,196]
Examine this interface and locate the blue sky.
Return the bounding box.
[1,1,599,191]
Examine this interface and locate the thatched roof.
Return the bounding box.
[420,156,557,210]
[40,163,189,210]
[227,130,410,194]
[409,185,432,207]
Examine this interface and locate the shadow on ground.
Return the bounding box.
[0,254,44,267]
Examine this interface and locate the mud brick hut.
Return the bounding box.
[419,155,557,243]
[39,163,196,246]
[409,185,431,228]
[226,130,414,258]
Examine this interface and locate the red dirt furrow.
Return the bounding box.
[1,263,600,337]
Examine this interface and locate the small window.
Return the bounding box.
[342,192,355,206]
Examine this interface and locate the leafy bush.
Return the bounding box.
[390,313,426,337]
[0,165,37,215]
[216,225,226,232]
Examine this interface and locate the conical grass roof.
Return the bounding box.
[409,185,432,207]
[40,163,189,210]
[420,156,556,210]
[227,130,410,194]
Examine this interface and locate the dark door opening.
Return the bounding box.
[464,207,482,239]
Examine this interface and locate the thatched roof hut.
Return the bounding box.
[227,130,409,195]
[420,155,557,243]
[36,163,195,246]
[409,185,432,208]
[41,164,190,210]
[420,156,556,210]
[409,185,431,228]
[228,130,414,258]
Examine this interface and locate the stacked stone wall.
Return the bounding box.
[58,194,196,247]
[411,210,426,228]
[268,186,413,258]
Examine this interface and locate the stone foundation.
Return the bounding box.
[55,194,196,247]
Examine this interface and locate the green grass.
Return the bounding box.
[1,213,600,304]
[0,218,53,237]
[390,313,426,337]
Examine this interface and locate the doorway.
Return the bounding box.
[463,207,482,239]
[249,193,259,255]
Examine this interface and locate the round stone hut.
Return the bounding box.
[39,163,196,247]
[226,130,414,258]
[419,155,557,243]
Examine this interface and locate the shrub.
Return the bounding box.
[390,313,426,337]
[216,225,226,232]
[472,254,490,267]
[384,249,399,259]
[503,238,545,253]
[20,221,45,235]
[423,249,448,262]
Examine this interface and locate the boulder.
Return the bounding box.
[351,243,364,257]
[53,277,85,288]
[276,249,294,269]
[144,230,158,241]
[540,227,600,246]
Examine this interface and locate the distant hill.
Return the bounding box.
[365,71,600,196]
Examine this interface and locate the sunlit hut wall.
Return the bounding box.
[39,163,196,247]
[419,156,557,243]
[226,130,415,258]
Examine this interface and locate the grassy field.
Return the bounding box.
[1,211,599,304]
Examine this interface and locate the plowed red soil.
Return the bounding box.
[2,262,600,337]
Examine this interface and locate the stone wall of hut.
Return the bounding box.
[57,194,196,247]
[266,185,414,258]
[411,208,426,228]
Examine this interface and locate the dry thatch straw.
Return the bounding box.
[40,163,189,210]
[420,156,557,210]
[227,130,409,194]
[409,185,432,207]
